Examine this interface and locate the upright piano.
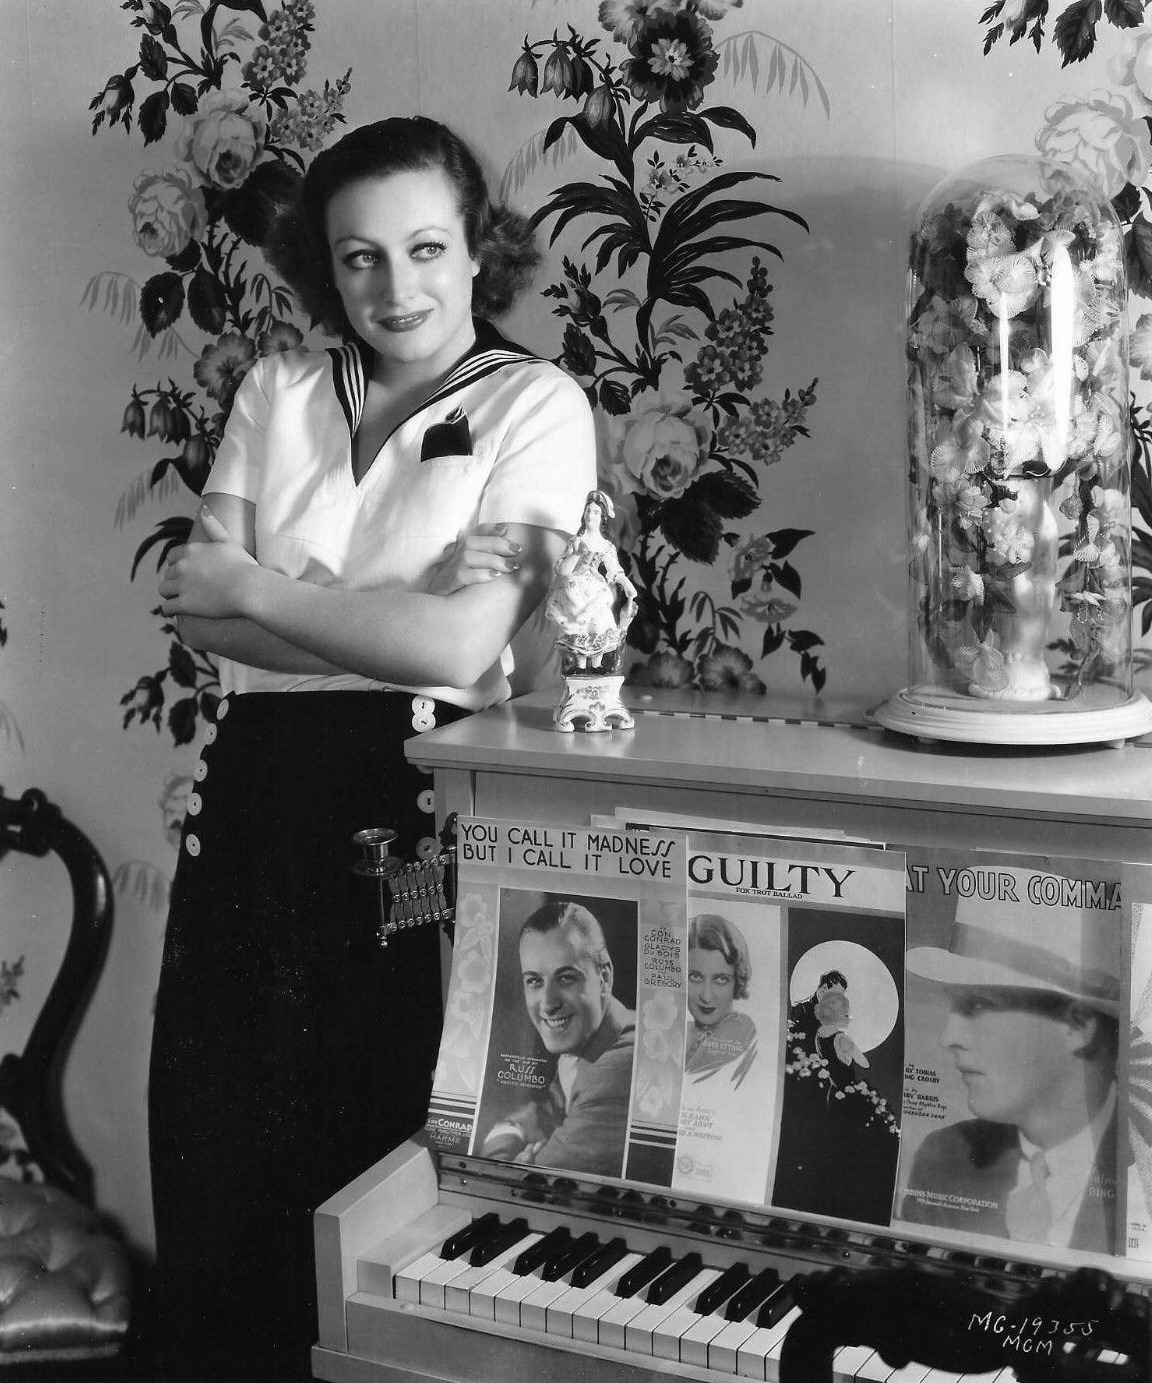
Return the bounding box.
[312,691,1152,1383]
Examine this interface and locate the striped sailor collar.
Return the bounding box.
[327,318,541,439]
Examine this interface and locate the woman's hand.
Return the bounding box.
[426,522,521,595]
[159,507,259,619]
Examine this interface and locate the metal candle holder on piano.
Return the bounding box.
[351,814,458,948]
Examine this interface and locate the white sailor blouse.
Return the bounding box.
[204,320,598,706]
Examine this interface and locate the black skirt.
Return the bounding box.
[145,689,465,1378]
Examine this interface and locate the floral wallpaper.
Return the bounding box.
[979,1,1152,666]
[2,0,1148,1244]
[88,0,350,750]
[507,2,828,693]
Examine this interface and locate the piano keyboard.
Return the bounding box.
[313,1140,1142,1383]
[367,1205,1125,1381]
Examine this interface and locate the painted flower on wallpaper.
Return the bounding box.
[175,89,268,190]
[193,332,258,411]
[514,3,827,694]
[88,0,350,745]
[1108,28,1152,108]
[620,6,718,114]
[129,166,208,258]
[697,643,765,693]
[1035,92,1152,199]
[614,396,711,501]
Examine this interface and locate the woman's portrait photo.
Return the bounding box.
[684,912,759,1087]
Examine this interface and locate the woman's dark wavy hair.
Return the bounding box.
[689,913,752,1001]
[266,116,540,337]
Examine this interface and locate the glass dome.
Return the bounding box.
[878,153,1152,744]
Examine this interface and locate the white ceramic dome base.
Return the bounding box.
[873,684,1152,747]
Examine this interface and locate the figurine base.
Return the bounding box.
[873,684,1152,746]
[553,673,635,733]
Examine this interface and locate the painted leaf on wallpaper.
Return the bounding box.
[510,1,828,694]
[980,0,1147,61]
[89,0,351,744]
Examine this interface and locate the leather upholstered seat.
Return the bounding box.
[0,1179,130,1362]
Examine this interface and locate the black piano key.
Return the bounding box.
[541,1231,601,1282]
[755,1277,799,1329]
[440,1211,501,1260]
[645,1251,703,1305]
[513,1225,572,1276]
[695,1261,752,1315]
[723,1265,781,1320]
[614,1244,673,1298]
[569,1236,629,1289]
[468,1217,529,1267]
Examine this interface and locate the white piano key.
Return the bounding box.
[624,1267,717,1355]
[520,1276,580,1333]
[493,1263,555,1326]
[597,1288,656,1350]
[645,1267,725,1360]
[570,1254,646,1343]
[833,1344,882,1381]
[653,1300,710,1362]
[466,1234,544,1321]
[442,1233,538,1315]
[679,1302,741,1367]
[918,1369,968,1383]
[756,1303,803,1381]
[882,1363,933,1383]
[416,1250,481,1309]
[735,1324,781,1379]
[546,1252,640,1339]
[707,1316,762,1373]
[392,1248,450,1305]
[853,1354,897,1382]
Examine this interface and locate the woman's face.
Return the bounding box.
[687,945,736,1028]
[584,500,603,532]
[326,166,479,381]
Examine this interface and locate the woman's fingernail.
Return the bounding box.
[507,541,522,554]
[494,523,508,534]
[506,560,521,572]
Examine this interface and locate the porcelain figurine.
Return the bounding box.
[545,489,637,732]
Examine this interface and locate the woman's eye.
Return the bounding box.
[343,250,378,269]
[413,241,447,260]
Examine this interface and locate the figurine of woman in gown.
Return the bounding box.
[546,489,637,674]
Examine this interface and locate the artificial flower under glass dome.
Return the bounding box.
[876,153,1152,745]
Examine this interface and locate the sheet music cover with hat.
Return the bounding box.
[893,850,1125,1263]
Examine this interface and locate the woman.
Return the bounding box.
[684,913,758,1086]
[544,489,637,672]
[146,117,596,1379]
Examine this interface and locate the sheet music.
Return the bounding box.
[427,815,907,1226]
[892,849,1127,1263]
[425,815,1142,1270]
[425,819,688,1182]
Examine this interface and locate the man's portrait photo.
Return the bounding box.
[476,892,638,1178]
[900,882,1120,1253]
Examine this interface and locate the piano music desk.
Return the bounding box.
[312,691,1152,1383]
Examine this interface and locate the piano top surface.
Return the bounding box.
[406,689,1152,828]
